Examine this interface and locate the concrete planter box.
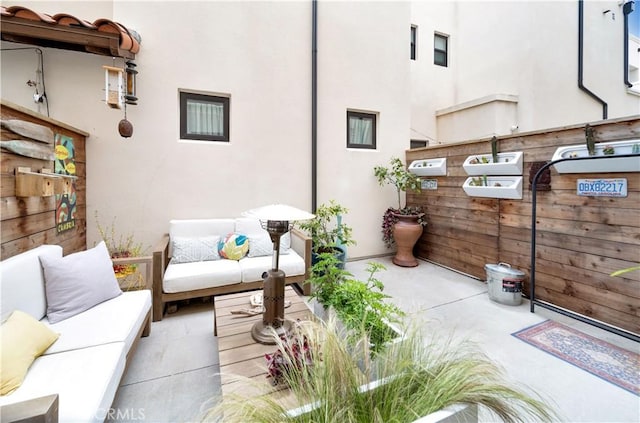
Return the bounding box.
[409,158,447,176]
[551,139,640,173]
[463,176,523,199]
[463,151,523,176]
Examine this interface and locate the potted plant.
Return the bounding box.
[297,200,355,268]
[205,319,557,423]
[374,157,426,267]
[95,211,148,291]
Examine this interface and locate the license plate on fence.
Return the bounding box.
[577,178,627,197]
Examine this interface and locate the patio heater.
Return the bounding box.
[242,204,314,344]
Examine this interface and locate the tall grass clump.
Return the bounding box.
[203,318,557,423]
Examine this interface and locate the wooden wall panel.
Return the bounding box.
[406,116,640,335]
[1,100,89,259]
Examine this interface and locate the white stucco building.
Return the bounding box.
[2,0,639,258]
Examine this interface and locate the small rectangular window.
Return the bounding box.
[180,91,230,141]
[434,33,448,67]
[347,111,376,149]
[410,140,428,149]
[410,25,417,60]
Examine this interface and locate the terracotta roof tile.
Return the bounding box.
[1,5,140,58]
[52,13,97,30]
[6,6,56,24]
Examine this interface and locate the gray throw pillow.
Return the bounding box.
[40,241,122,324]
[171,236,220,263]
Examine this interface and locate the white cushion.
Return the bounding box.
[163,260,242,293]
[0,342,126,423]
[42,290,151,355]
[239,250,306,282]
[0,245,62,322]
[40,241,123,324]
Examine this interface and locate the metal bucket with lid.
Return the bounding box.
[484,262,525,306]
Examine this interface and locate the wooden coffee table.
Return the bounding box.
[214,286,313,402]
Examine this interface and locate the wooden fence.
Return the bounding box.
[406,116,640,335]
[1,100,88,259]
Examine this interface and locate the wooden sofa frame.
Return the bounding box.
[151,228,312,322]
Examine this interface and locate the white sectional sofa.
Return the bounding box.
[152,218,311,321]
[0,244,152,423]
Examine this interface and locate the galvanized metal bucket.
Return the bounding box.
[484,262,525,306]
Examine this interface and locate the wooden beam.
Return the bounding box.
[1,17,134,59]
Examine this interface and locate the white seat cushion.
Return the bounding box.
[163,259,242,293]
[239,250,306,282]
[42,290,151,355]
[0,342,126,423]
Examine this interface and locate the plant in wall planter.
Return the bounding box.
[297,200,355,268]
[551,138,640,174]
[374,157,426,267]
[462,176,523,199]
[408,157,447,176]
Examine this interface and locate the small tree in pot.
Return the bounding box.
[297,200,356,268]
[374,157,426,267]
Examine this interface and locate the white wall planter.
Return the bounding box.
[463,151,523,176]
[462,176,523,199]
[409,158,447,176]
[552,139,640,173]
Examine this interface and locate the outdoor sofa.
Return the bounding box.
[0,243,152,423]
[152,218,312,323]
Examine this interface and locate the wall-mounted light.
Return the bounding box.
[125,60,138,105]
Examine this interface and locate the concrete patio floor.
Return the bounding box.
[110,256,639,423]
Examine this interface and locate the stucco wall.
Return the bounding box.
[1,0,411,259]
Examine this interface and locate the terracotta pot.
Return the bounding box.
[392,213,423,267]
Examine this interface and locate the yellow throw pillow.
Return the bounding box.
[1,310,59,395]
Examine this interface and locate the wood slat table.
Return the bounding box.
[214,286,313,403]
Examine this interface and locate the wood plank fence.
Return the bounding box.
[1,100,88,259]
[406,116,640,336]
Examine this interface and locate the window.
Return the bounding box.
[347,111,376,149]
[410,140,428,149]
[434,33,448,67]
[180,91,230,141]
[410,25,417,60]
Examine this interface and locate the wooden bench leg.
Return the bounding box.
[213,296,218,336]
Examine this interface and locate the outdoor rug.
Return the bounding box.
[512,320,639,396]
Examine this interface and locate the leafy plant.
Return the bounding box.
[205,319,558,423]
[373,157,422,211]
[297,200,355,254]
[265,322,316,387]
[308,253,403,353]
[374,157,426,247]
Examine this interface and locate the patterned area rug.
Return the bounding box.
[512,320,639,396]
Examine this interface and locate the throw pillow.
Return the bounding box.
[40,241,123,324]
[171,236,220,264]
[1,310,59,395]
[218,233,249,260]
[247,233,273,258]
[246,232,291,257]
